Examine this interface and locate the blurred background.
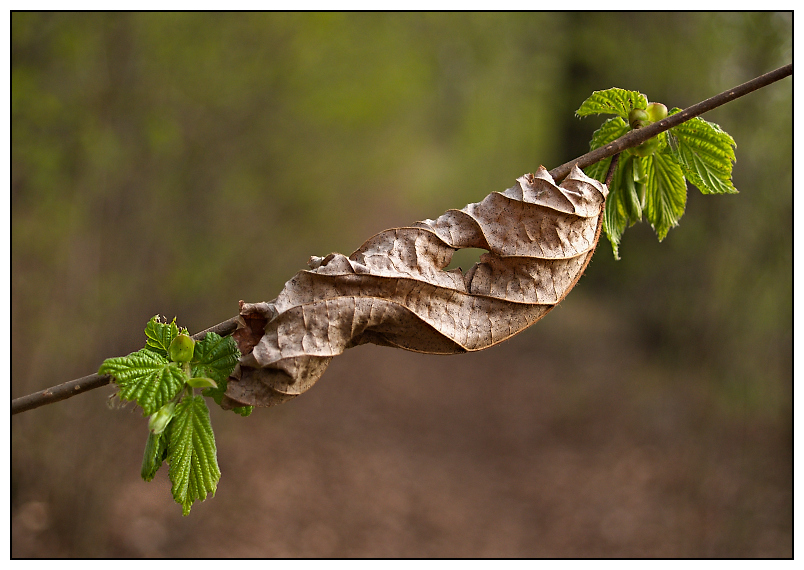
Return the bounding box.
[11,12,791,557]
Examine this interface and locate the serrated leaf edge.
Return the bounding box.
[575,88,648,120]
[191,333,241,384]
[99,349,186,416]
[168,395,220,516]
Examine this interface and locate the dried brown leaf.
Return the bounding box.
[226,165,608,407]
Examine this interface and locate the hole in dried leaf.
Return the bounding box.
[445,248,488,273]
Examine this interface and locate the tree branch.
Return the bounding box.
[11,317,241,415]
[11,63,792,416]
[548,63,792,181]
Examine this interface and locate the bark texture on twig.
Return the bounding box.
[548,63,792,182]
[11,318,241,415]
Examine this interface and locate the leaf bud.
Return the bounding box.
[148,402,176,434]
[186,377,218,389]
[168,334,195,363]
[628,108,650,129]
[646,102,668,122]
[621,158,642,221]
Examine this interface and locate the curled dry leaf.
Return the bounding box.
[224,165,608,408]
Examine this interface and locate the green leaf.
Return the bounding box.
[642,151,688,240]
[582,117,635,259]
[148,402,176,434]
[99,349,186,416]
[575,88,648,121]
[192,332,248,415]
[602,155,633,259]
[187,377,218,389]
[141,428,169,482]
[620,155,642,222]
[202,381,228,409]
[144,315,182,358]
[583,117,630,183]
[667,109,737,195]
[201,376,253,417]
[232,405,253,417]
[168,395,220,516]
[191,332,240,384]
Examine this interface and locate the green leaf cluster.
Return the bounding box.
[577,89,737,258]
[99,315,249,515]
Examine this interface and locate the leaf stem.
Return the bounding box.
[11,63,792,416]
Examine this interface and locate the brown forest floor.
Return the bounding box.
[11,296,792,558]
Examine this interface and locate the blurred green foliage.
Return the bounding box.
[12,10,791,402]
[11,12,791,556]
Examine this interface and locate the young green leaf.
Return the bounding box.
[667,109,738,195]
[168,395,220,516]
[602,156,633,259]
[201,373,254,416]
[144,316,181,358]
[583,117,630,183]
[202,380,228,408]
[148,402,177,434]
[575,88,648,121]
[187,377,217,389]
[191,332,241,384]
[578,90,738,259]
[189,332,250,415]
[141,428,169,482]
[641,152,688,240]
[621,155,642,222]
[99,349,186,416]
[629,130,667,158]
[584,157,612,187]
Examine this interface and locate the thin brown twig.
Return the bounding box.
[548,63,792,182]
[604,153,621,188]
[11,317,241,415]
[11,63,792,416]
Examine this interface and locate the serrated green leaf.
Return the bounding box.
[583,117,630,183]
[667,110,737,195]
[642,152,688,241]
[144,316,181,358]
[201,378,254,417]
[201,376,254,417]
[201,382,228,409]
[141,428,169,482]
[575,88,648,120]
[168,395,220,516]
[191,333,240,384]
[602,155,633,259]
[192,333,242,414]
[99,348,186,416]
